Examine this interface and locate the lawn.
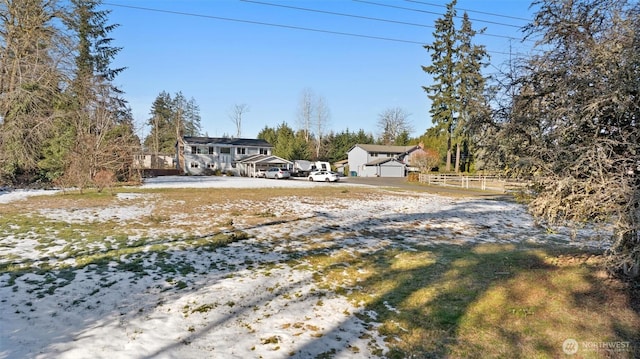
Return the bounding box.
[0,179,638,358]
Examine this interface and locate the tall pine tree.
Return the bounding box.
[422,0,458,172]
[144,91,202,157]
[455,13,490,172]
[422,0,489,172]
[60,0,138,189]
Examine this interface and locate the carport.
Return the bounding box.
[236,155,292,177]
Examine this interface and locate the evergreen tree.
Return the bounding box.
[422,0,458,172]
[455,13,490,172]
[257,125,277,147]
[273,122,295,160]
[0,0,62,182]
[422,0,489,172]
[61,0,137,190]
[173,91,202,138]
[144,91,202,155]
[502,0,640,277]
[394,131,411,146]
[354,129,375,145]
[292,130,313,160]
[325,130,350,163]
[145,91,173,154]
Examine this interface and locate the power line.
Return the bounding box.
[103,2,425,45]
[102,2,522,56]
[404,0,532,22]
[241,0,526,42]
[353,0,524,29]
[241,0,433,29]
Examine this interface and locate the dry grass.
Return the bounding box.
[302,242,640,358]
[1,186,638,358]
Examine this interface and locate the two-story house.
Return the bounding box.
[347,144,425,177]
[177,136,274,175]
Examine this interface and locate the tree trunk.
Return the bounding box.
[445,136,452,172]
[611,228,640,279]
[455,143,461,173]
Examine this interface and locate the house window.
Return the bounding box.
[260,148,269,155]
[191,146,197,154]
[236,147,246,155]
[208,147,214,154]
[207,163,215,169]
[190,162,199,168]
[371,153,378,157]
[220,147,231,154]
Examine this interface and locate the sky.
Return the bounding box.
[103,0,538,141]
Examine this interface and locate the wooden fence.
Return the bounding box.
[417,174,530,193]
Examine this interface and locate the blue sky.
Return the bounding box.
[104,0,537,140]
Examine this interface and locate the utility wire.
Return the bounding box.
[241,0,527,42]
[102,2,522,56]
[405,0,532,22]
[241,0,434,29]
[103,2,424,45]
[353,0,524,29]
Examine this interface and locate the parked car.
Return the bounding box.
[308,170,339,182]
[254,169,266,178]
[265,167,290,179]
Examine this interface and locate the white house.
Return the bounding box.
[347,144,425,177]
[177,137,274,175]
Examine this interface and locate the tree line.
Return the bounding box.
[142,86,415,163]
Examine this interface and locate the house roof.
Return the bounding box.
[349,144,419,154]
[236,154,292,165]
[364,157,405,166]
[182,136,273,147]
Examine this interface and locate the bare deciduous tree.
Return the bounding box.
[295,88,331,160]
[376,107,413,145]
[296,88,314,143]
[229,103,249,138]
[314,95,330,159]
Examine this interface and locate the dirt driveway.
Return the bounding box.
[340,176,515,200]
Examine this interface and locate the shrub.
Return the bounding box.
[93,170,115,193]
[411,149,440,173]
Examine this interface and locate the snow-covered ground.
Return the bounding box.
[0,176,610,359]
